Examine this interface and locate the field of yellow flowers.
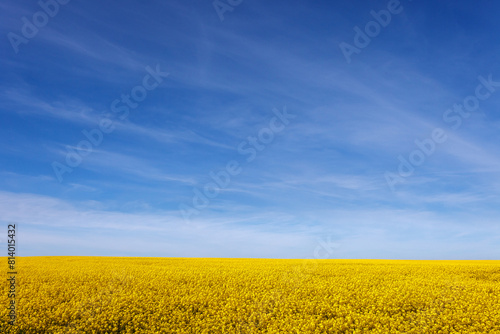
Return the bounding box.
[1,257,499,333]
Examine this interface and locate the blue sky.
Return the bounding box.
[1,0,499,259]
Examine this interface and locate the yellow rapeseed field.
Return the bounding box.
[1,257,499,333]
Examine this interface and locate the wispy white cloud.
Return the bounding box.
[49,148,197,185]
[0,87,98,125]
[3,191,498,258]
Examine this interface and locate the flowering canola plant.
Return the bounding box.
[1,257,499,333]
